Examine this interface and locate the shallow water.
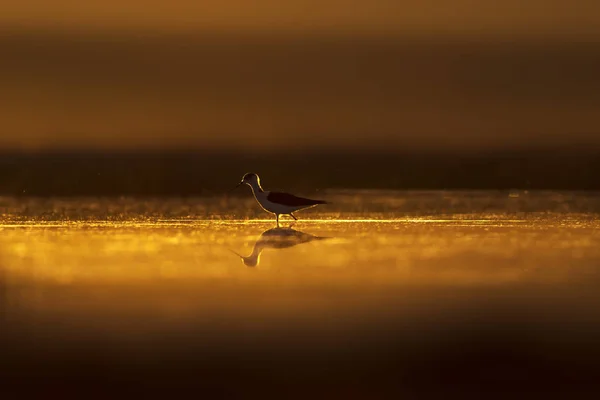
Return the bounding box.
[1,191,600,396]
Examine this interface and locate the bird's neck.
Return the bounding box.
[249,181,264,195]
[242,246,263,267]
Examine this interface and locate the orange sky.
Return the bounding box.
[2,0,600,37]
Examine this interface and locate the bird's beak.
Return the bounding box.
[228,248,243,258]
[229,182,242,192]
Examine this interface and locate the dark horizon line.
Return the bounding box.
[0,149,599,196]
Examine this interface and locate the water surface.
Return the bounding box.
[1,191,600,396]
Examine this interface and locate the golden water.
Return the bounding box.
[1,192,599,396]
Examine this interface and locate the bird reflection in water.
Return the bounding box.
[230,226,330,267]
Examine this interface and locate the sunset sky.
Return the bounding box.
[1,1,599,152]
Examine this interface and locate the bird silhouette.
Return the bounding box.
[235,173,327,226]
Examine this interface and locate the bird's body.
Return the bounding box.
[237,173,327,224]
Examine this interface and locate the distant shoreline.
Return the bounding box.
[0,149,599,196]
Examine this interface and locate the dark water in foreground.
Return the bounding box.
[1,191,600,397]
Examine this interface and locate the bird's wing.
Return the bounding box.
[267,192,327,207]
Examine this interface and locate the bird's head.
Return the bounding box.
[239,172,260,187]
[229,248,260,267]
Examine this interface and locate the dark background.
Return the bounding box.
[0,149,599,196]
[1,3,599,194]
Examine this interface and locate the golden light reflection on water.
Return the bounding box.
[1,216,599,288]
[2,196,600,395]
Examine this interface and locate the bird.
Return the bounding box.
[235,173,327,225]
[230,226,330,267]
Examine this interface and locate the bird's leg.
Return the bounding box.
[290,213,298,221]
[276,214,280,227]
